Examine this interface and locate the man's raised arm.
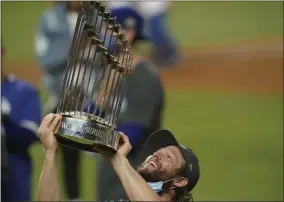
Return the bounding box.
[98,134,162,202]
[37,114,62,201]
[38,150,60,201]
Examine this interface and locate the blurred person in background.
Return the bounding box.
[34,1,81,114]
[34,2,83,201]
[95,9,165,201]
[1,44,42,201]
[106,2,181,69]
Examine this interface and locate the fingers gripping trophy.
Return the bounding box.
[55,1,133,153]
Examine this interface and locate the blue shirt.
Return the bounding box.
[1,74,42,200]
[2,74,41,150]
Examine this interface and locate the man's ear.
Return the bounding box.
[172,177,188,188]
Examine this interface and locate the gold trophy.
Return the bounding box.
[55,1,133,153]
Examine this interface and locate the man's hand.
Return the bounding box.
[37,113,62,152]
[95,132,132,164]
[116,132,132,157]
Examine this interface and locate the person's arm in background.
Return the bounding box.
[2,87,42,148]
[34,11,70,74]
[117,65,161,148]
[138,2,180,66]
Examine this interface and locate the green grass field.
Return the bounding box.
[2,2,283,201]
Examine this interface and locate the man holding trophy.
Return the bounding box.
[37,114,200,202]
[95,3,166,201]
[36,2,200,201]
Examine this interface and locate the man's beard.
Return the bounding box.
[137,162,167,182]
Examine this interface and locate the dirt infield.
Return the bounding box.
[3,40,283,95]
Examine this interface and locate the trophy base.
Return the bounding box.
[56,113,120,153]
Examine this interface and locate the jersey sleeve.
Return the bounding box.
[3,83,42,148]
[119,65,161,127]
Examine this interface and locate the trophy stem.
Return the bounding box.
[95,17,116,118]
[79,8,104,114]
[111,45,132,125]
[68,28,91,112]
[104,49,126,125]
[103,68,120,123]
[112,76,128,125]
[61,13,87,113]
[58,11,85,113]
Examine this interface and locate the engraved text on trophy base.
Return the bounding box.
[56,115,120,152]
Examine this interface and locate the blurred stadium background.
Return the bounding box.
[2,1,283,201]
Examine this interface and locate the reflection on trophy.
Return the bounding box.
[56,1,133,153]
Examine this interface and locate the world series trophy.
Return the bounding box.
[55,1,133,153]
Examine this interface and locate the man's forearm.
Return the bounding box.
[111,156,161,201]
[38,150,60,201]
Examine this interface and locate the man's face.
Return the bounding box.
[138,145,185,182]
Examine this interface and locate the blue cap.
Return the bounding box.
[110,7,149,41]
